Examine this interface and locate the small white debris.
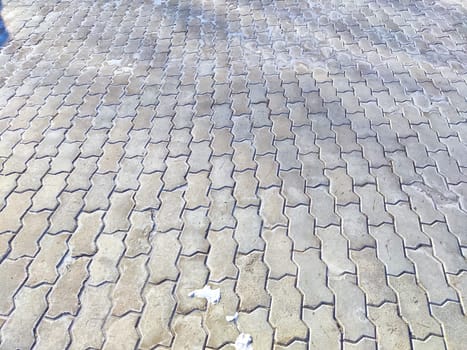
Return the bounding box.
[235,333,253,350]
[225,312,238,323]
[188,285,221,304]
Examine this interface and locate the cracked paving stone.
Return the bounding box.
[47,257,90,318]
[369,224,414,276]
[207,229,238,282]
[267,275,308,344]
[406,246,458,304]
[237,308,274,349]
[111,255,148,316]
[236,251,271,312]
[35,316,73,350]
[279,169,309,207]
[103,190,135,233]
[205,280,240,348]
[316,225,355,276]
[69,284,112,350]
[264,227,297,279]
[175,254,209,314]
[368,303,411,350]
[259,187,288,228]
[285,205,319,251]
[431,301,467,350]
[172,312,207,350]
[329,274,376,342]
[134,172,163,210]
[139,282,176,349]
[180,208,210,256]
[208,188,236,231]
[88,232,125,286]
[294,249,334,308]
[26,234,69,287]
[148,230,180,284]
[0,258,30,315]
[304,305,340,350]
[0,285,49,350]
[103,314,139,350]
[350,248,397,306]
[68,211,104,257]
[388,273,442,339]
[9,211,50,259]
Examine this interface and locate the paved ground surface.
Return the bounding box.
[0,0,467,349]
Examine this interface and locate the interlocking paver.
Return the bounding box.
[2,0,467,348]
[329,274,375,342]
[268,276,308,344]
[388,273,442,339]
[0,285,49,350]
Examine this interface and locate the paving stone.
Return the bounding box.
[237,308,274,349]
[67,156,98,192]
[368,303,411,350]
[26,234,68,287]
[68,211,104,257]
[355,184,392,226]
[69,284,112,350]
[103,190,134,233]
[406,247,459,304]
[279,169,309,207]
[268,276,308,344]
[299,152,329,187]
[139,282,176,349]
[210,155,234,189]
[343,338,377,350]
[0,258,30,315]
[329,274,376,342]
[207,229,238,282]
[172,312,207,349]
[232,141,257,171]
[208,188,236,231]
[422,222,467,274]
[307,186,340,228]
[386,202,430,249]
[175,254,209,314]
[388,273,442,339]
[255,154,281,188]
[31,173,67,211]
[162,156,188,191]
[102,314,139,350]
[316,225,355,276]
[0,285,49,350]
[88,232,125,286]
[35,316,73,350]
[285,205,319,251]
[447,272,467,315]
[294,249,334,308]
[350,248,396,306]
[111,255,147,315]
[46,255,90,317]
[142,142,168,173]
[180,208,210,256]
[259,187,288,228]
[16,157,50,192]
[263,227,297,279]
[9,211,50,259]
[188,140,212,173]
[148,230,180,284]
[431,301,467,350]
[204,280,239,348]
[304,305,340,350]
[253,127,276,155]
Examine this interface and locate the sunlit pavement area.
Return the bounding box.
[0,0,467,349]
